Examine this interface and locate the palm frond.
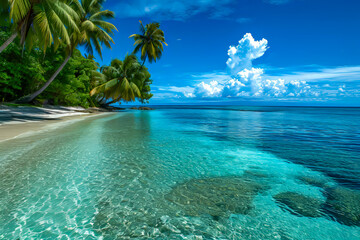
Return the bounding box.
[90,54,148,103]
[129,21,167,65]
[9,0,31,24]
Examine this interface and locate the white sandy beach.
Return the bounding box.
[0,105,109,142]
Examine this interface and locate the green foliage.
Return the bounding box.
[66,0,117,57]
[139,77,153,104]
[39,49,98,107]
[5,0,79,52]
[3,103,37,107]
[0,28,45,101]
[90,54,145,103]
[15,0,117,104]
[0,27,98,107]
[130,21,167,65]
[0,0,9,26]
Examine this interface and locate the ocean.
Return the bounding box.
[0,106,359,239]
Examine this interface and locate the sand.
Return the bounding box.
[0,105,110,142]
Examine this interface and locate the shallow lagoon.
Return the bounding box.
[0,106,360,239]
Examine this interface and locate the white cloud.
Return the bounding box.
[151,92,181,99]
[193,81,223,98]
[222,79,247,97]
[156,33,360,102]
[269,66,360,83]
[190,67,318,99]
[190,71,229,84]
[158,86,194,93]
[187,33,318,99]
[155,85,196,98]
[113,0,235,20]
[226,33,268,75]
[222,68,262,97]
[338,84,346,93]
[184,92,196,98]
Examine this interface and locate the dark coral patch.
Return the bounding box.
[274,192,323,218]
[165,176,265,218]
[324,187,360,226]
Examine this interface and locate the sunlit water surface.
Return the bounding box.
[0,106,360,239]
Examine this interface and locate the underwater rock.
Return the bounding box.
[138,107,154,110]
[298,176,328,188]
[324,186,360,226]
[165,176,265,218]
[274,192,323,218]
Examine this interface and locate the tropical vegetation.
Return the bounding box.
[90,54,152,105]
[0,0,167,107]
[0,27,98,107]
[0,0,79,53]
[17,0,117,103]
[130,21,167,65]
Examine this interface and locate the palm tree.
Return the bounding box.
[90,54,147,104]
[85,53,100,69]
[0,0,79,53]
[129,21,167,66]
[17,0,116,103]
[138,74,153,104]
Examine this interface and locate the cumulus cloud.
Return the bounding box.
[112,0,235,20]
[188,33,318,99]
[193,81,223,98]
[159,33,356,102]
[226,33,268,75]
[222,68,263,97]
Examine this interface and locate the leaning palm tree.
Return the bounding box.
[90,54,146,104]
[129,21,167,65]
[0,0,79,53]
[17,0,117,103]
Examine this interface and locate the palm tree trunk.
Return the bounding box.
[106,98,120,105]
[98,96,106,104]
[0,32,18,53]
[100,98,121,110]
[16,54,71,103]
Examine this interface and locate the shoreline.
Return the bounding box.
[0,105,114,142]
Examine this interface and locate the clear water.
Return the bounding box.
[0,106,360,239]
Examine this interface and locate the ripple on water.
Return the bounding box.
[1,110,360,239]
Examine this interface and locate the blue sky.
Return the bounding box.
[90,0,360,106]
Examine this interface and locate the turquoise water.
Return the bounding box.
[0,107,360,239]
